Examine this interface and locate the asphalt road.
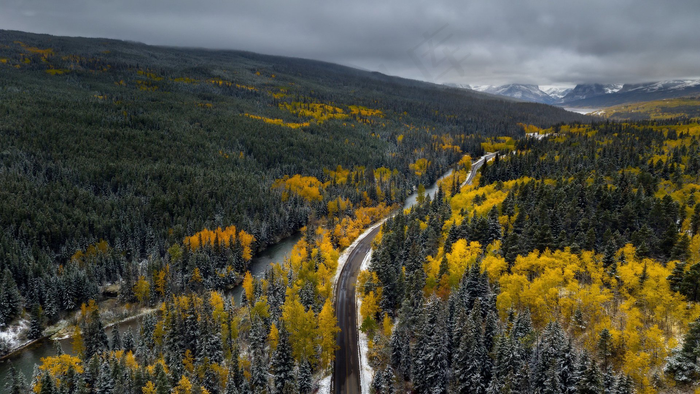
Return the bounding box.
[460,152,496,188]
[332,225,381,394]
[331,153,495,393]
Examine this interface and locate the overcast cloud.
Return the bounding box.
[2,0,699,86]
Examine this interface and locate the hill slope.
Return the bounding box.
[0,30,587,331]
[592,96,700,120]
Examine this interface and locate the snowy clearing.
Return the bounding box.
[0,318,30,352]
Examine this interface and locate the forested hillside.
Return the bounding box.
[0,29,586,337]
[594,97,700,120]
[360,119,700,393]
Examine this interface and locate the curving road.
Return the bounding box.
[332,225,381,394]
[331,153,496,394]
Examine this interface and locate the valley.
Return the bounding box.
[1,20,700,394]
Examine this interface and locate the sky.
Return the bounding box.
[2,0,699,87]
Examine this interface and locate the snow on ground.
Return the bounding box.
[563,107,601,115]
[316,374,331,394]
[356,249,375,394]
[0,318,30,351]
[332,219,387,291]
[526,133,555,140]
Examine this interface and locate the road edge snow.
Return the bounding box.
[317,374,331,394]
[356,249,374,394]
[332,219,387,291]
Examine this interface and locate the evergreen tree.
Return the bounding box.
[225,368,240,394]
[123,327,135,353]
[272,325,295,394]
[84,309,109,359]
[5,365,29,394]
[597,329,613,368]
[204,365,222,394]
[576,353,602,394]
[95,361,115,394]
[0,270,22,326]
[680,263,700,302]
[390,327,411,381]
[667,261,687,293]
[297,360,312,394]
[28,304,44,340]
[39,373,57,394]
[250,350,268,393]
[110,327,122,351]
[691,203,700,236]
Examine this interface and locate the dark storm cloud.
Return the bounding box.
[2,0,699,85]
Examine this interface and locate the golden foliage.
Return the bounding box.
[518,123,544,134]
[279,102,348,123]
[272,174,324,202]
[409,158,430,177]
[39,354,84,377]
[331,203,393,249]
[243,113,309,129]
[183,226,255,260]
[318,299,340,369]
[281,294,317,362]
[481,136,515,152]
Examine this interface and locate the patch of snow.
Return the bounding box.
[525,133,554,140]
[357,249,375,394]
[604,84,623,94]
[563,107,600,115]
[468,84,492,92]
[542,86,573,99]
[0,319,30,351]
[317,374,331,394]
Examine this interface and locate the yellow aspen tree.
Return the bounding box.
[190,268,203,284]
[142,382,157,394]
[282,297,318,362]
[155,266,168,297]
[242,272,254,303]
[317,299,340,369]
[134,276,150,305]
[72,325,85,358]
[173,376,193,394]
[269,323,279,351]
[360,291,379,323]
[382,313,393,337]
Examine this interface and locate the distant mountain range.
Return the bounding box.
[446,80,700,108]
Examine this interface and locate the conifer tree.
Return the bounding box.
[95,361,115,394]
[5,366,29,394]
[110,327,122,351]
[272,325,295,394]
[28,304,44,340]
[297,360,312,394]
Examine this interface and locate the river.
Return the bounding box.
[403,169,453,210]
[0,317,142,389]
[0,232,303,390]
[0,167,455,390]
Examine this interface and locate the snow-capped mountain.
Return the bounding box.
[619,80,700,93]
[446,79,700,108]
[443,83,493,93]
[563,80,700,108]
[483,84,555,103]
[560,84,622,103]
[542,86,573,100]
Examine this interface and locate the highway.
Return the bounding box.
[331,153,495,393]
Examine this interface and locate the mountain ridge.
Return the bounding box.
[449,80,700,109]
